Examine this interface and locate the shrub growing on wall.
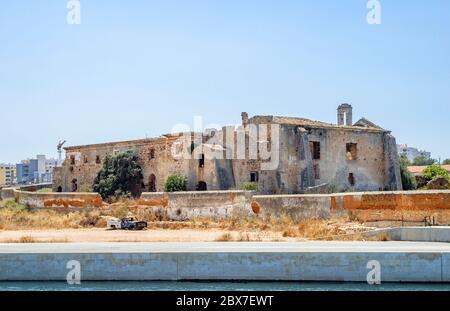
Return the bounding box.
[93,151,143,200]
[241,182,257,191]
[423,163,450,181]
[400,155,417,190]
[164,175,187,192]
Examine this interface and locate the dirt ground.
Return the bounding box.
[0,228,300,243]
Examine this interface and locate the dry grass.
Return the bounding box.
[0,199,107,230]
[4,236,69,243]
[215,233,233,242]
[17,236,36,243]
[0,198,380,241]
[214,232,261,242]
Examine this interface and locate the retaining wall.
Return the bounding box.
[14,190,103,209]
[252,190,450,225]
[4,186,450,225]
[0,187,15,200]
[138,190,253,220]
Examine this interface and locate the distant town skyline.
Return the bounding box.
[1,1,449,163]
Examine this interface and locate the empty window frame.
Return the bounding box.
[346,143,358,160]
[199,153,205,168]
[348,173,355,186]
[250,171,259,182]
[310,141,321,160]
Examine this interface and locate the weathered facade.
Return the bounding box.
[53,105,402,194]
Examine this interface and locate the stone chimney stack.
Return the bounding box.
[241,112,248,128]
[337,104,353,126]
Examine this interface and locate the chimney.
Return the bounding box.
[337,104,353,126]
[241,112,248,128]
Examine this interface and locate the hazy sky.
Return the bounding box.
[1,0,449,163]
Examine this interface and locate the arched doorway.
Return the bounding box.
[57,186,62,192]
[148,174,156,192]
[196,181,207,191]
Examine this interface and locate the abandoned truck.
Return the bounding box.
[107,217,148,230]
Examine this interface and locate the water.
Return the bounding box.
[0,281,449,291]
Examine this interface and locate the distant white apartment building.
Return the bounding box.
[397,144,431,162]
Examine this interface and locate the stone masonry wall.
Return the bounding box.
[14,190,104,209]
[252,190,450,226]
[138,190,253,220]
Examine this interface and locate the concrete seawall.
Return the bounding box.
[1,242,450,282]
[344,226,450,243]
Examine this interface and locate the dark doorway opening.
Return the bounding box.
[199,153,205,168]
[348,173,355,186]
[148,174,156,192]
[196,181,207,191]
[71,179,78,192]
[57,186,62,192]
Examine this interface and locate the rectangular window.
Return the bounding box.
[348,173,355,186]
[310,141,321,160]
[83,155,88,164]
[96,156,101,164]
[199,153,205,168]
[313,164,320,180]
[70,155,75,165]
[250,171,259,182]
[346,143,358,160]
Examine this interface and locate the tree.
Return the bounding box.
[423,163,450,181]
[443,159,450,165]
[93,151,143,200]
[412,155,435,166]
[164,175,187,192]
[399,155,416,190]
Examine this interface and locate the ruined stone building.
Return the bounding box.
[53,104,402,194]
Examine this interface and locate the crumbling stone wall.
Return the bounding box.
[138,190,253,220]
[14,189,103,209]
[252,190,450,226]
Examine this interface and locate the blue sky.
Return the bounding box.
[0,0,449,163]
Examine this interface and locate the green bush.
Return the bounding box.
[93,151,143,200]
[423,163,450,181]
[241,182,257,191]
[443,159,450,165]
[164,175,187,192]
[412,155,436,166]
[400,155,417,190]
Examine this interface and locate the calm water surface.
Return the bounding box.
[1,281,449,291]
